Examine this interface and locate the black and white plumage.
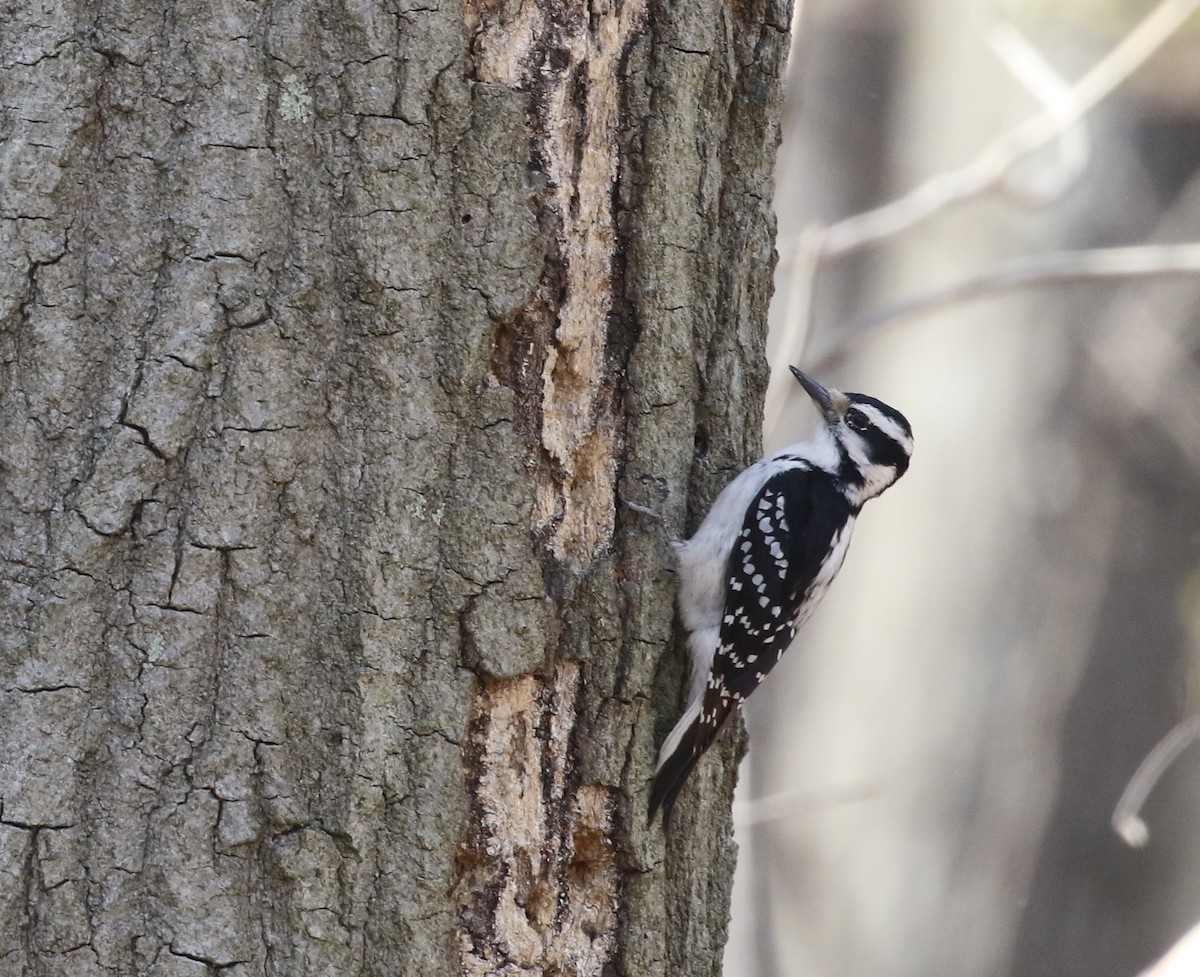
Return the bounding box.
[648,367,914,829]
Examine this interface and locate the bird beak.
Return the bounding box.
[789,366,844,421]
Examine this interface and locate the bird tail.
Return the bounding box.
[648,696,733,831]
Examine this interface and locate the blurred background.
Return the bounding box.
[725,1,1200,975]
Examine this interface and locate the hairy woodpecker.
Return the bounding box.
[649,367,914,829]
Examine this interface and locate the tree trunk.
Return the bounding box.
[0,2,790,975]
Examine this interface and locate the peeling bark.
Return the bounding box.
[456,665,619,976]
[0,1,791,975]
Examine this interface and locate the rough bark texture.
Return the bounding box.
[0,2,790,975]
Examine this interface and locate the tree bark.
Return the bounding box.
[0,2,790,975]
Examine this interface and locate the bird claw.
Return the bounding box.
[619,474,671,520]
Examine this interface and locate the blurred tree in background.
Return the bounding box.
[729,2,1200,976]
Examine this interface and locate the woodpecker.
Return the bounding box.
[649,367,914,829]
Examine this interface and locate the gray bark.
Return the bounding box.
[0,2,790,976]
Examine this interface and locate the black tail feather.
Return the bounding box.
[648,700,732,832]
[647,740,702,833]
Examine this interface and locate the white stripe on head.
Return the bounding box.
[855,402,914,455]
[842,430,874,472]
[838,404,912,504]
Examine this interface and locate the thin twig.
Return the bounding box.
[1112,715,1200,848]
[816,0,1200,259]
[733,782,876,829]
[765,226,826,436]
[811,243,1200,373]
[986,22,1089,204]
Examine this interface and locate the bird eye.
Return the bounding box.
[846,409,869,432]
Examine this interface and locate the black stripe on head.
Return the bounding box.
[847,394,913,441]
[844,394,913,477]
[862,424,911,476]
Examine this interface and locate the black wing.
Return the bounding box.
[710,465,850,702]
[649,467,852,829]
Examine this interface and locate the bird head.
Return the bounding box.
[790,366,914,504]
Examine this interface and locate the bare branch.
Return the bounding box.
[1112,714,1200,848]
[733,782,876,830]
[815,0,1200,259]
[811,243,1200,372]
[766,0,1199,417]
[986,22,1089,204]
[765,226,826,435]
